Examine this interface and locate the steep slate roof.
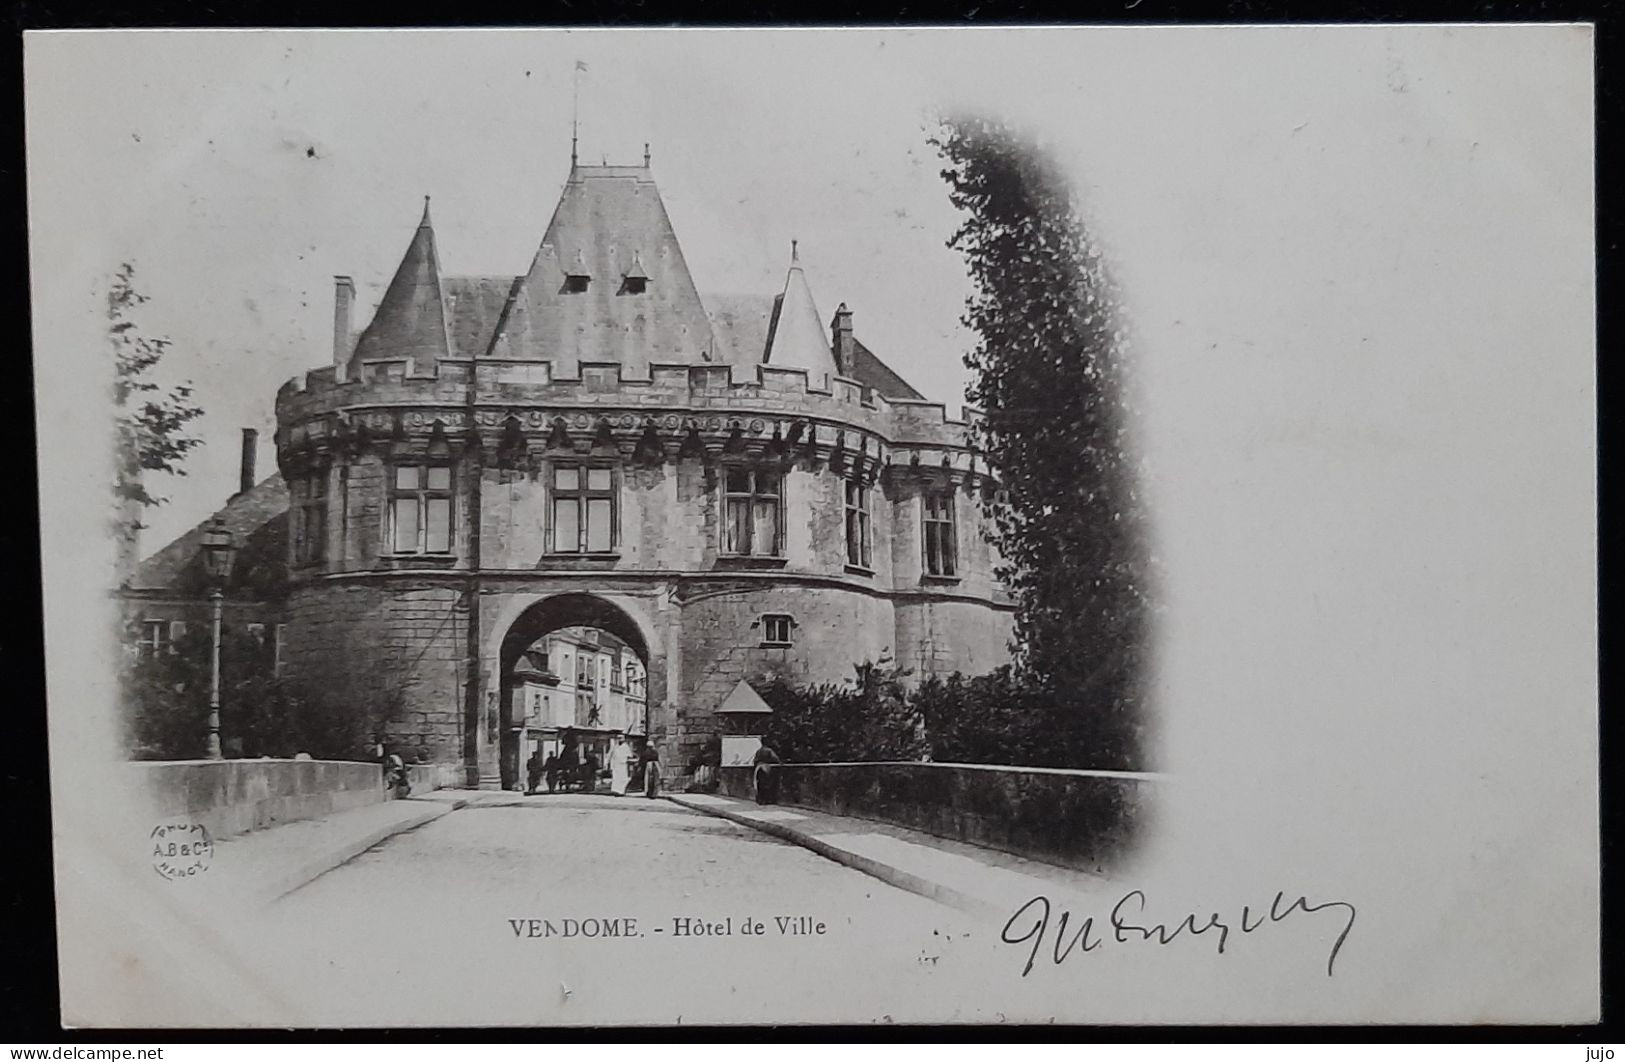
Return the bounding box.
[346,171,929,400]
[763,244,841,386]
[697,292,926,401]
[489,163,717,375]
[348,199,452,374]
[130,474,289,598]
[705,293,775,370]
[851,337,926,401]
[445,275,521,361]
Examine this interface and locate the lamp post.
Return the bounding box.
[200,517,236,760]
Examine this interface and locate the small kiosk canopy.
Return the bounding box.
[717,680,772,764]
[717,679,773,715]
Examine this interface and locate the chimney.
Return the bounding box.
[239,428,258,495]
[333,275,355,370]
[831,303,855,378]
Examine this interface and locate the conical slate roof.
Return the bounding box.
[488,162,717,377]
[337,169,930,400]
[349,198,451,373]
[763,242,840,386]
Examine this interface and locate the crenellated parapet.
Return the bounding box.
[275,357,994,490]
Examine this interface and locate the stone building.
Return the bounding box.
[511,625,647,771]
[134,150,1014,787]
[119,429,289,672]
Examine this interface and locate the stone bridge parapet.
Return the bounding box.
[719,761,1158,872]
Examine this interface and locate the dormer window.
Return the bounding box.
[563,248,591,294]
[619,251,650,296]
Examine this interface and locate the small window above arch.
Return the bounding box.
[759,614,795,647]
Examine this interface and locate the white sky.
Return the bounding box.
[29,27,1597,1020]
[27,27,1590,551]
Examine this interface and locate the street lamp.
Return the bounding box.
[199,517,236,760]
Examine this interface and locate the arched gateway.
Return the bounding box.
[494,593,663,790]
[273,150,1015,788]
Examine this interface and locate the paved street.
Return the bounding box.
[246,794,1002,1026]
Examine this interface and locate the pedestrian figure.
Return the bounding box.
[543,752,559,794]
[525,750,543,796]
[582,751,599,794]
[641,743,661,799]
[609,736,631,796]
[558,732,580,792]
[752,742,781,805]
[384,753,411,798]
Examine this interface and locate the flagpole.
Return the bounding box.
[571,61,581,167]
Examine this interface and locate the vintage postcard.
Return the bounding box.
[27,25,1596,1027]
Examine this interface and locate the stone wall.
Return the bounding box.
[675,586,894,766]
[281,581,468,766]
[404,762,462,793]
[893,598,1015,684]
[307,443,966,587]
[134,759,385,840]
[720,761,1155,872]
[274,352,1015,783]
[277,359,982,454]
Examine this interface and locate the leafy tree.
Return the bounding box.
[912,667,1041,766]
[752,661,1145,771]
[119,616,410,762]
[120,621,273,760]
[932,115,1154,771]
[762,662,924,763]
[110,262,204,561]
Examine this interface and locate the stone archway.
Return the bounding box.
[490,592,662,790]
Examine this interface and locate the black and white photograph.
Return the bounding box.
[26,25,1596,1027]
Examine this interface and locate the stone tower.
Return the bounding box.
[275,153,1013,789]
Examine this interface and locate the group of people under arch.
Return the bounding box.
[525,728,661,798]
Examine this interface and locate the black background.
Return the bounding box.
[1,2,1614,1043]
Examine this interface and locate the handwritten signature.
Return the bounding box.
[1002,890,1357,978]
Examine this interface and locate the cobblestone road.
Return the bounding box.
[249,794,1005,1026]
